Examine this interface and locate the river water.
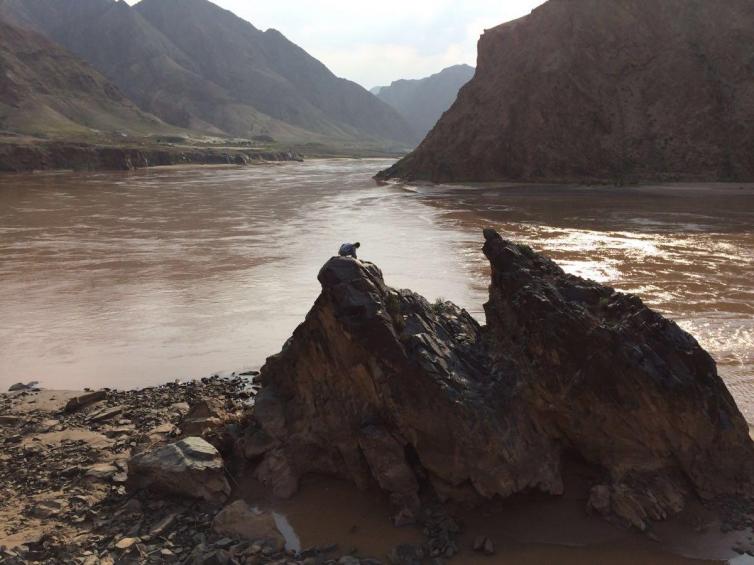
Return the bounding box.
[1,159,752,419]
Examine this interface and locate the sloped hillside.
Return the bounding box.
[0,17,168,137]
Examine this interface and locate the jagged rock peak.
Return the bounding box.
[240,231,754,530]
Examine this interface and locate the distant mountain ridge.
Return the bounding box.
[0,17,169,137]
[0,0,415,147]
[380,0,754,183]
[375,64,475,141]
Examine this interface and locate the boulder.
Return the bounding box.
[65,391,107,413]
[128,437,230,503]
[86,405,124,424]
[85,463,120,481]
[253,447,298,499]
[243,230,754,529]
[181,398,227,437]
[170,402,191,416]
[480,229,753,501]
[211,500,284,550]
[0,415,22,426]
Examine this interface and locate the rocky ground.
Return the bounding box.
[0,376,264,564]
[0,378,465,565]
[3,377,754,565]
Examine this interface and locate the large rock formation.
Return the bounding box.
[240,230,754,530]
[378,0,754,183]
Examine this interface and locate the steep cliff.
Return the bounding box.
[378,0,754,183]
[238,230,754,531]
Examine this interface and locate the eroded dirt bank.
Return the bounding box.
[0,140,302,173]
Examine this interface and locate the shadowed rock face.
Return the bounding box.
[481,230,752,499]
[378,0,754,183]
[242,231,754,529]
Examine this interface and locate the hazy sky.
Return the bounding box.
[128,0,547,88]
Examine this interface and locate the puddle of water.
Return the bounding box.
[236,471,728,564]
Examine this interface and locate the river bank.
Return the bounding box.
[0,378,748,565]
[0,138,304,173]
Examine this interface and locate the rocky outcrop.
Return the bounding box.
[0,141,303,172]
[378,0,754,183]
[242,230,754,529]
[7,382,36,392]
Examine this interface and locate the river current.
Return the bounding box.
[1,159,752,419]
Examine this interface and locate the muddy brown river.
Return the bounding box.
[1,159,752,421]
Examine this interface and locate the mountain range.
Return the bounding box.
[380,0,754,183]
[0,16,171,137]
[374,64,475,142]
[0,0,416,147]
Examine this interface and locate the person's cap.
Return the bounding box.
[355,242,361,247]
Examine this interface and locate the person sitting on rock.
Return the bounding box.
[338,242,361,259]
